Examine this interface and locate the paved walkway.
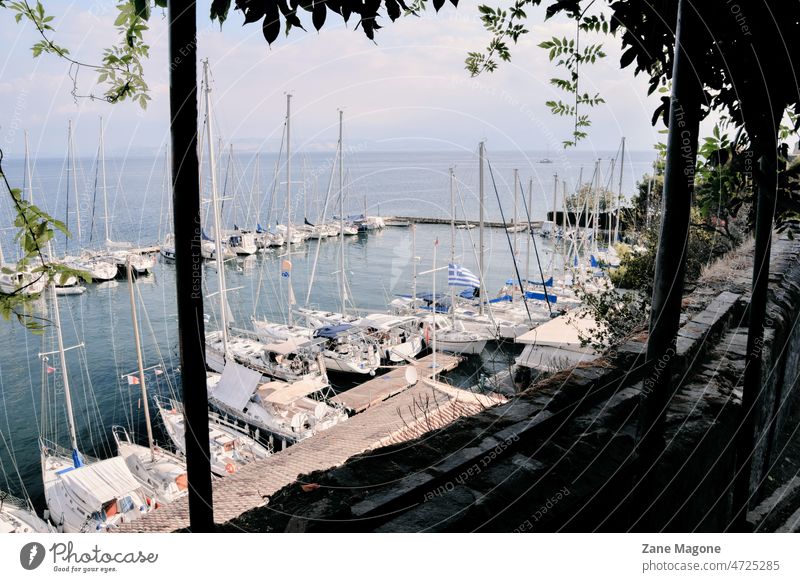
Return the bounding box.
[118,372,503,532]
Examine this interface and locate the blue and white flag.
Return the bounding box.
[448,263,481,287]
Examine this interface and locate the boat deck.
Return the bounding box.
[115,355,510,533]
[331,353,461,413]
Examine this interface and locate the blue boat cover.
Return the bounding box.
[525,291,558,303]
[313,324,353,339]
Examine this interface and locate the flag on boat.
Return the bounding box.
[448,263,480,287]
[154,368,164,376]
[281,259,292,278]
[126,375,140,385]
[46,365,56,374]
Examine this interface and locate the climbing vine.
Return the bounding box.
[2,0,160,106]
[0,150,88,331]
[467,1,609,148]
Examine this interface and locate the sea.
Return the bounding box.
[0,148,655,508]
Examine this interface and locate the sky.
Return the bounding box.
[0,1,670,159]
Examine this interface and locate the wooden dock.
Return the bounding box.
[388,216,544,230]
[331,353,461,413]
[116,365,508,533]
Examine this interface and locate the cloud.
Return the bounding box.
[0,0,661,158]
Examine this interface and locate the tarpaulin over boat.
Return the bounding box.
[313,324,352,339]
[260,378,327,406]
[212,361,262,411]
[58,457,141,508]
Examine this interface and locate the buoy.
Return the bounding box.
[225,462,236,474]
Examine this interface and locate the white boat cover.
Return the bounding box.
[59,457,141,508]
[516,343,597,371]
[355,313,414,329]
[212,361,262,411]
[261,378,326,405]
[263,338,306,356]
[515,313,601,346]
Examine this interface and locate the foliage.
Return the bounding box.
[568,183,615,213]
[212,0,458,44]
[467,1,608,148]
[0,151,89,331]
[573,284,648,352]
[2,0,161,106]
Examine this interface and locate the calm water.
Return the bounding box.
[0,149,654,508]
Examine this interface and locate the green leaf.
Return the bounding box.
[132,0,150,21]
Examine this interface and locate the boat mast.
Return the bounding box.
[411,221,417,305]
[593,160,600,254]
[525,176,532,284]
[23,131,33,258]
[615,136,626,244]
[552,173,558,239]
[49,279,80,464]
[562,179,569,279]
[286,93,293,249]
[512,168,519,256]
[607,158,616,249]
[339,109,346,315]
[285,93,294,327]
[431,237,438,381]
[68,120,81,247]
[203,59,230,357]
[478,141,486,316]
[127,260,155,460]
[100,117,110,245]
[24,131,32,204]
[450,167,457,326]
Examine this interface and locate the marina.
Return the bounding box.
[0,125,646,532]
[118,369,506,533]
[0,49,656,535]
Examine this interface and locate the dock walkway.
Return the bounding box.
[331,353,460,413]
[118,355,508,532]
[389,216,543,229]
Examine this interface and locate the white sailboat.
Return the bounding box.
[0,133,53,296]
[111,259,188,505]
[206,362,347,450]
[152,394,272,477]
[0,491,53,533]
[71,118,153,279]
[253,110,380,376]
[419,168,487,355]
[39,278,153,532]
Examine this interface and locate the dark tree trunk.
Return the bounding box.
[636,0,703,454]
[731,139,785,530]
[168,1,214,531]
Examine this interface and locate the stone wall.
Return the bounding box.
[220,233,800,533]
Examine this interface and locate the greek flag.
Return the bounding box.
[448,263,481,287]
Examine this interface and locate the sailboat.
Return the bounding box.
[61,119,119,282]
[0,133,55,296]
[199,69,325,383]
[152,394,272,477]
[197,65,344,446]
[39,276,154,532]
[66,118,153,279]
[419,169,487,355]
[253,109,380,376]
[206,362,346,450]
[111,259,188,505]
[0,491,53,533]
[275,95,307,246]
